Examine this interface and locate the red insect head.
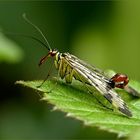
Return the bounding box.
[39,49,58,66]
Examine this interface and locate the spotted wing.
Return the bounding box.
[64,53,110,83]
[64,53,132,117]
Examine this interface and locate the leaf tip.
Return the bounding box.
[15,80,25,85]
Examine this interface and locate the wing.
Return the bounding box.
[64,53,110,83]
[64,53,132,117]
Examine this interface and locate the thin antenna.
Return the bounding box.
[22,13,52,51]
[1,31,48,49]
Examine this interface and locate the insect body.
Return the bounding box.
[23,14,132,117]
[38,49,132,117]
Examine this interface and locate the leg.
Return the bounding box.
[37,63,54,88]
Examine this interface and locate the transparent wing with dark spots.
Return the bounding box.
[64,53,110,83]
[64,53,132,117]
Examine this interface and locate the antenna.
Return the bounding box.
[1,31,48,49]
[22,13,52,51]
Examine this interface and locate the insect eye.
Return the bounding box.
[50,51,57,56]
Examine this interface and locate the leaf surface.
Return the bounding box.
[16,79,140,136]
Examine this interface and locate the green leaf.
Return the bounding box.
[128,128,140,140]
[0,33,24,63]
[16,79,140,137]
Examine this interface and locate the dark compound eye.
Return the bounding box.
[49,49,58,56]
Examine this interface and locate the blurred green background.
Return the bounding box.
[0,1,140,140]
